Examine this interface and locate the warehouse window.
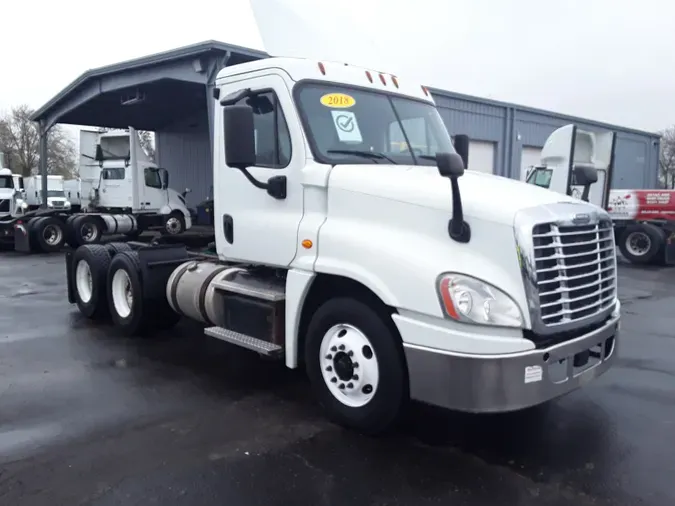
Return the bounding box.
[234,91,292,168]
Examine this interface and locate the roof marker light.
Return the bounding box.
[365,70,373,83]
[421,85,429,96]
[391,75,399,88]
[379,73,387,85]
[318,62,326,75]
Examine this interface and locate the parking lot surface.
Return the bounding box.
[1,252,673,506]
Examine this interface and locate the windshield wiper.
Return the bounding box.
[417,154,437,161]
[327,149,398,164]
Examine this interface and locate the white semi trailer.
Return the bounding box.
[3,128,192,253]
[65,57,621,433]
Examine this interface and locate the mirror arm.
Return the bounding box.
[448,178,471,243]
[237,167,268,190]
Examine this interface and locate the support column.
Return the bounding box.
[39,122,49,209]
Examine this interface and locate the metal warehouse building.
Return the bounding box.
[31,40,660,208]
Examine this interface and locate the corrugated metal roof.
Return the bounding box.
[30,40,269,123]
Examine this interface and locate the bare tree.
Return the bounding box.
[659,126,675,189]
[0,105,77,177]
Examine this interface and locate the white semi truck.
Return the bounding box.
[64,178,82,212]
[526,124,675,265]
[3,128,193,253]
[65,57,621,433]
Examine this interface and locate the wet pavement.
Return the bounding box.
[0,252,673,506]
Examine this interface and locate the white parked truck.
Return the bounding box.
[525,124,675,265]
[64,178,82,212]
[65,57,621,433]
[24,175,71,210]
[4,128,193,253]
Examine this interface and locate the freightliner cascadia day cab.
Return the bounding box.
[65,58,621,433]
[526,124,675,265]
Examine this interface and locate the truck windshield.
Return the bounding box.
[526,168,552,188]
[295,83,455,166]
[48,190,65,198]
[0,176,13,189]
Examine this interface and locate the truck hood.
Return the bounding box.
[327,164,580,225]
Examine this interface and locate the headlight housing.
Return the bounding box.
[437,273,523,328]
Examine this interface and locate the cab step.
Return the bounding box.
[204,326,283,358]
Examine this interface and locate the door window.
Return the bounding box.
[234,91,292,168]
[144,168,163,189]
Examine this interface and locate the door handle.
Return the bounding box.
[223,214,234,244]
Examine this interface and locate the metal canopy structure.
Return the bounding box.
[30,41,269,203]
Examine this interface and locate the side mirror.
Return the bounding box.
[224,105,256,170]
[573,163,598,186]
[453,134,470,169]
[436,152,465,179]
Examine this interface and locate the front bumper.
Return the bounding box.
[399,308,620,413]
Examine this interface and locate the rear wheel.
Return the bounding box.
[72,244,112,319]
[71,215,103,247]
[305,297,408,434]
[618,223,665,264]
[107,251,180,336]
[32,217,66,253]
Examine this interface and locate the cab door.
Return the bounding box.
[213,73,306,267]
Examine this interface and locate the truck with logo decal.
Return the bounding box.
[525,124,675,265]
[63,57,621,434]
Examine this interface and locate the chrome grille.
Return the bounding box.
[532,219,616,326]
[0,199,9,213]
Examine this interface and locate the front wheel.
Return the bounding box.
[304,297,408,434]
[161,212,186,236]
[618,223,665,264]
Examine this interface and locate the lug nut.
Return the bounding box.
[330,377,337,383]
[347,383,353,389]
[325,354,333,360]
[353,362,359,369]
[362,384,373,394]
[339,383,345,390]
[347,350,354,357]
[331,346,337,352]
[352,374,359,380]
[338,344,345,351]
[325,366,332,372]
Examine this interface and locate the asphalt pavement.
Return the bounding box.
[0,251,673,506]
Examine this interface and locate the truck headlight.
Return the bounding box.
[64,201,71,208]
[437,273,523,327]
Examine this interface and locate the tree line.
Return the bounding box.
[0,105,154,178]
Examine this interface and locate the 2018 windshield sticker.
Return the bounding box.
[320,93,356,108]
[331,110,362,143]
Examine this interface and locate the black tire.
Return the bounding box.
[107,251,180,336]
[160,212,186,236]
[105,242,132,256]
[64,215,79,247]
[72,244,113,319]
[71,215,103,247]
[31,217,66,253]
[618,223,665,264]
[304,297,408,434]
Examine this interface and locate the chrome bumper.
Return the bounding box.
[403,315,619,413]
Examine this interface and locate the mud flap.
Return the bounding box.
[65,250,76,303]
[13,220,33,253]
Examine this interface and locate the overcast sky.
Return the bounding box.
[1,0,673,133]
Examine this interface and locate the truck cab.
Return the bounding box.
[68,58,621,433]
[524,124,615,209]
